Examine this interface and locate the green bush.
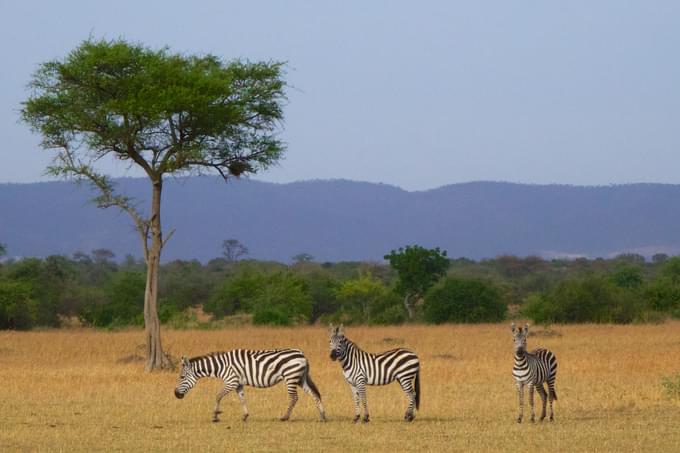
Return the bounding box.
[334,274,406,325]
[644,277,680,317]
[204,270,262,318]
[0,280,39,329]
[79,271,145,327]
[523,275,643,324]
[423,277,506,324]
[250,272,313,325]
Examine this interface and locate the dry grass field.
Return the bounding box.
[2,322,680,452]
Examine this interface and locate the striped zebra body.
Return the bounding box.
[511,323,558,423]
[329,325,421,422]
[175,348,325,422]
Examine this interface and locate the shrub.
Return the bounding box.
[523,275,643,324]
[204,270,262,318]
[79,271,145,327]
[334,274,406,325]
[0,280,39,329]
[424,277,506,324]
[644,277,680,317]
[250,272,313,325]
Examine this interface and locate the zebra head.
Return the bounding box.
[511,323,529,354]
[329,324,347,361]
[174,356,197,399]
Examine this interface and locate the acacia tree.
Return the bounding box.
[384,245,449,319]
[222,239,249,262]
[22,39,286,370]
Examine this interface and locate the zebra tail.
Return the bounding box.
[304,364,322,401]
[415,368,421,410]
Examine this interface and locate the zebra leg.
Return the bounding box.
[213,382,237,422]
[536,384,547,422]
[528,384,536,423]
[236,385,249,422]
[280,382,299,421]
[398,377,416,422]
[350,385,361,423]
[547,378,556,422]
[516,382,524,423]
[357,381,369,423]
[301,380,326,421]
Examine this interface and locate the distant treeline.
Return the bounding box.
[1,249,679,329]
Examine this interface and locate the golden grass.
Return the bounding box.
[2,323,680,452]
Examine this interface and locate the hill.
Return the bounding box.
[2,177,680,262]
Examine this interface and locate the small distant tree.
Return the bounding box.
[652,253,669,264]
[22,38,286,370]
[384,245,449,319]
[222,239,249,262]
[0,243,6,258]
[292,253,314,264]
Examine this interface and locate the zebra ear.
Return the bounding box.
[338,324,344,335]
[181,356,189,366]
[524,323,530,335]
[329,324,336,335]
[511,322,517,333]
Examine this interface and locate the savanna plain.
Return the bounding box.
[2,323,680,452]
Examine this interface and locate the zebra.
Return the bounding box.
[511,323,558,423]
[174,348,326,423]
[329,324,421,422]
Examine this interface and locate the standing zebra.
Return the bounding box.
[329,324,421,422]
[511,323,558,423]
[174,349,326,422]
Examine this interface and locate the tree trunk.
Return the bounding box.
[404,293,415,319]
[144,179,170,371]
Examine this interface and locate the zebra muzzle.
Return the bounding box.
[174,389,185,399]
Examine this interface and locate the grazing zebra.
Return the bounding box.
[511,323,558,423]
[174,349,326,422]
[329,324,421,422]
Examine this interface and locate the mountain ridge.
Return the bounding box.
[2,177,679,262]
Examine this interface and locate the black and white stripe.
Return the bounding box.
[329,325,421,422]
[174,349,325,422]
[511,323,558,423]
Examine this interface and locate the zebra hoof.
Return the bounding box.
[517,418,522,424]
[279,416,290,422]
[362,415,370,423]
[242,414,249,422]
[212,418,220,423]
[352,415,360,423]
[404,414,415,422]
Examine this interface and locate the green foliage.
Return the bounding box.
[250,272,313,325]
[0,280,39,329]
[204,270,263,318]
[643,277,680,317]
[384,245,449,297]
[522,275,643,324]
[205,270,312,325]
[424,277,506,324]
[302,271,341,322]
[21,38,287,176]
[79,271,145,327]
[610,265,644,289]
[334,274,405,325]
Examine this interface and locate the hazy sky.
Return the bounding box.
[2,1,679,191]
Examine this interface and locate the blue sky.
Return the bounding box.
[2,1,679,191]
